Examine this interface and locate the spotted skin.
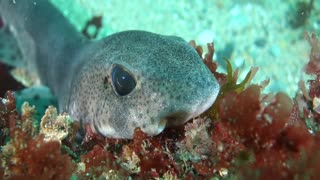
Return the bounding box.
[0,0,220,138]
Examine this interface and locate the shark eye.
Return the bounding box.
[111,64,136,96]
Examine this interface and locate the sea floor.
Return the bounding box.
[51,0,320,97]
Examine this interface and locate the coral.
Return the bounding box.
[176,117,213,163]
[157,171,178,180]
[40,106,75,142]
[120,144,141,174]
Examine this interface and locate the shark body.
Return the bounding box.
[0,0,219,138]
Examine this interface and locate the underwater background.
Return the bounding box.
[1,0,320,179]
[50,0,319,97]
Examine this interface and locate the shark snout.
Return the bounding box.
[160,74,220,129]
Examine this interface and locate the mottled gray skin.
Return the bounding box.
[0,0,220,138]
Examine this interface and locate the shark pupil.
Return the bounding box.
[111,64,136,96]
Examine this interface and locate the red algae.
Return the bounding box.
[0,92,75,179]
[304,32,320,74]
[80,144,119,178]
[129,128,180,179]
[8,134,74,179]
[189,40,226,84]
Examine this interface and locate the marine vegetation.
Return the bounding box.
[1,14,320,179]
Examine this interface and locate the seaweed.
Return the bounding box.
[0,92,75,179]
[190,40,260,120]
[304,32,320,74]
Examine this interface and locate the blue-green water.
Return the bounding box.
[50,0,319,97]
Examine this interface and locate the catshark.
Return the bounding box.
[0,0,220,139]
